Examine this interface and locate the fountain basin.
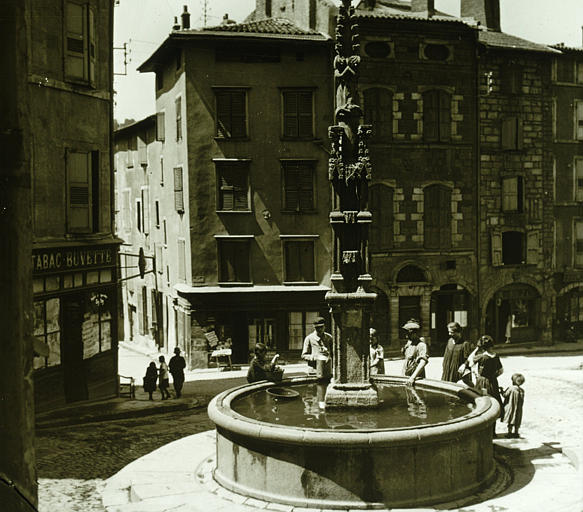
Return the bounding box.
[208,375,500,509]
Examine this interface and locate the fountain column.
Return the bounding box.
[325,0,378,408]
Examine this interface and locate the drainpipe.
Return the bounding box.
[474,34,483,339]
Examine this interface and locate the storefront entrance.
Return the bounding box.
[430,285,470,355]
[61,296,88,403]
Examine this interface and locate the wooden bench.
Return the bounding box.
[118,375,136,399]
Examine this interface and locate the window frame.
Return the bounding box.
[214,87,248,139]
[281,88,315,140]
[363,87,393,143]
[422,89,451,142]
[280,235,317,284]
[369,183,394,251]
[216,236,253,284]
[66,149,95,234]
[64,1,96,86]
[575,100,583,141]
[501,176,524,212]
[214,159,251,212]
[575,157,583,202]
[281,159,316,213]
[173,166,184,213]
[423,184,452,250]
[501,116,523,150]
[175,96,182,142]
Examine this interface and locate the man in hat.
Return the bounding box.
[169,346,186,398]
[401,319,428,386]
[301,317,333,380]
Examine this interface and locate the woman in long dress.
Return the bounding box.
[472,335,504,416]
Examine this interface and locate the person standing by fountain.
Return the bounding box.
[369,328,385,375]
[441,321,473,385]
[301,317,333,381]
[247,343,282,383]
[401,320,429,385]
[472,335,504,415]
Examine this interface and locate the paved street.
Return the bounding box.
[36,348,583,512]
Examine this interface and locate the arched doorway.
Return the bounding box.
[485,284,541,344]
[430,284,471,355]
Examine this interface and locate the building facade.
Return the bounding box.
[119,15,334,367]
[550,45,583,341]
[30,0,120,411]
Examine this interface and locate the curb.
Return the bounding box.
[36,397,210,429]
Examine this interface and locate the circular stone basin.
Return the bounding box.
[208,375,500,510]
[265,386,301,400]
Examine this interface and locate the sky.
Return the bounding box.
[113,0,583,123]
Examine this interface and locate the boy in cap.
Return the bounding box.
[401,319,428,386]
[301,317,333,380]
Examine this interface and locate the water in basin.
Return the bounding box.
[232,382,473,430]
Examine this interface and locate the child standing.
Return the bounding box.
[143,361,158,400]
[158,355,171,400]
[502,373,525,438]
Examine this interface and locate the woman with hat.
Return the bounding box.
[301,316,333,380]
[401,319,429,386]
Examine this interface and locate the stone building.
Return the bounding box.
[550,44,583,341]
[124,13,333,366]
[30,0,120,411]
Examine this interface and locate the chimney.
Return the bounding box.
[181,5,190,30]
[411,0,435,16]
[172,16,181,31]
[221,13,236,25]
[461,0,500,32]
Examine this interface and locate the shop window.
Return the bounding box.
[501,176,524,212]
[248,318,276,351]
[288,311,320,350]
[369,184,393,251]
[575,158,583,202]
[423,89,451,142]
[174,167,184,213]
[282,160,315,212]
[216,161,250,211]
[576,101,583,141]
[501,117,523,150]
[574,220,583,268]
[363,88,393,142]
[424,184,451,249]
[66,150,99,234]
[283,239,315,282]
[64,1,96,86]
[175,96,182,141]
[215,88,247,138]
[282,89,314,139]
[83,292,112,359]
[218,238,251,283]
[33,299,61,369]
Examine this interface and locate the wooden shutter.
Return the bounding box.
[439,91,451,141]
[141,187,150,234]
[284,162,313,211]
[526,230,539,265]
[216,92,231,137]
[231,91,246,137]
[491,231,502,266]
[218,164,248,210]
[65,2,87,81]
[67,151,92,233]
[156,112,165,141]
[502,177,518,211]
[174,167,184,212]
[283,92,299,137]
[298,91,313,137]
[88,6,95,85]
[424,185,450,249]
[423,90,438,142]
[502,117,521,149]
[175,97,182,141]
[299,242,315,281]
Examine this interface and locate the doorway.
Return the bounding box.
[61,296,88,402]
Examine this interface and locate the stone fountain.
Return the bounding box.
[208,1,500,508]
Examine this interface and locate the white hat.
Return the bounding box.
[402,320,420,330]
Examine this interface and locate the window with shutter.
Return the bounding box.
[423,90,450,142]
[575,221,583,268]
[138,135,147,166]
[141,187,150,235]
[216,162,250,211]
[175,97,182,141]
[136,199,142,233]
[215,89,247,138]
[369,184,393,251]
[502,231,524,265]
[156,112,165,141]
[502,176,523,211]
[64,2,95,85]
[282,161,314,212]
[423,184,451,249]
[575,159,583,202]
[576,101,583,141]
[502,117,523,149]
[363,88,393,142]
[174,167,184,212]
[284,241,315,282]
[282,90,313,138]
[66,150,92,233]
[218,240,251,282]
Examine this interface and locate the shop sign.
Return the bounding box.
[32,246,114,274]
